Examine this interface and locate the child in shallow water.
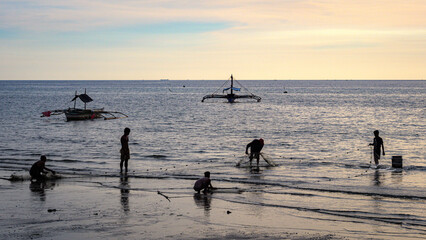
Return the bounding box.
[369,130,385,166]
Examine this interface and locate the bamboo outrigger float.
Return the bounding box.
[201,75,261,103]
[41,89,128,121]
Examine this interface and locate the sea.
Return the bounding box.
[0,80,425,238]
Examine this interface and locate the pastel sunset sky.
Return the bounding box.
[0,0,425,80]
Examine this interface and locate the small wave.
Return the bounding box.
[357,164,426,172]
[251,190,316,197]
[57,159,80,163]
[145,154,168,159]
[0,164,30,171]
[56,171,426,200]
[405,165,426,171]
[218,197,426,229]
[0,157,33,162]
[316,209,426,229]
[220,177,426,200]
[54,159,107,165]
[7,173,63,181]
[0,148,22,152]
[27,153,42,156]
[286,160,338,168]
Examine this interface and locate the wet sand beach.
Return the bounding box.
[0,169,424,240]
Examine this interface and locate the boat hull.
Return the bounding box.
[64,109,102,121]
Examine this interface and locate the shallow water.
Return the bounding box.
[0,80,425,238]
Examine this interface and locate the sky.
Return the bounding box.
[0,0,425,80]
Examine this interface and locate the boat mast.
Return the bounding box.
[230,74,233,95]
[84,89,87,110]
[74,91,77,109]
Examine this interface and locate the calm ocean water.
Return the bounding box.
[0,80,425,237]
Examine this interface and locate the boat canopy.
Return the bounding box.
[223,87,241,92]
[71,94,93,103]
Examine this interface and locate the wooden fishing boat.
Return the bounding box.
[41,89,128,121]
[201,75,261,103]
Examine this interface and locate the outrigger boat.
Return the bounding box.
[41,89,128,121]
[201,75,261,103]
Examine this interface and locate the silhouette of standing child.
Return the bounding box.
[369,130,385,166]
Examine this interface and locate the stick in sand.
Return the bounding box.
[157,191,171,202]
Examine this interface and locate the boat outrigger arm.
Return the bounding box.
[41,89,128,121]
[201,75,261,103]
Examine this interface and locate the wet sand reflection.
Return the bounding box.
[120,174,130,213]
[193,193,212,217]
[29,181,56,201]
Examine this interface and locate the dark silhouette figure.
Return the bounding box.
[30,155,55,182]
[120,128,131,173]
[369,130,385,166]
[193,171,214,194]
[246,138,264,168]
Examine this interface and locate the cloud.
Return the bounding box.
[0,0,236,32]
[1,0,425,32]
[0,0,425,80]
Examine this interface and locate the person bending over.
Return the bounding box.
[30,155,55,182]
[246,138,264,167]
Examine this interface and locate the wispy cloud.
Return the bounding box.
[0,0,237,32]
[2,0,424,32]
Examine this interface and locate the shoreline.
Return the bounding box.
[1,172,424,240]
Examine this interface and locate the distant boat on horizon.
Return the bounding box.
[201,74,261,103]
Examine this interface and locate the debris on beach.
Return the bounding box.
[157,191,171,202]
